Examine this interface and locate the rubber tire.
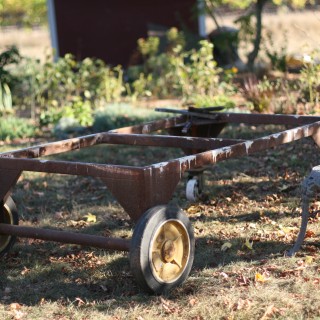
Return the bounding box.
[130,205,195,294]
[0,196,19,257]
[186,178,200,202]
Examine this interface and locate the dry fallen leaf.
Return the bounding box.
[221,242,232,251]
[305,230,316,238]
[243,239,253,250]
[305,256,314,265]
[187,205,201,214]
[232,298,252,311]
[21,267,30,275]
[10,303,22,310]
[255,272,267,283]
[54,211,67,220]
[260,304,280,320]
[10,303,26,320]
[160,297,180,314]
[12,310,26,320]
[84,213,97,223]
[68,220,88,228]
[189,298,197,307]
[75,297,85,306]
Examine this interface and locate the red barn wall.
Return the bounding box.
[54,0,198,66]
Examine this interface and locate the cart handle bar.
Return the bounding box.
[0,223,130,252]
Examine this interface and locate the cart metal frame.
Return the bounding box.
[1,110,320,291]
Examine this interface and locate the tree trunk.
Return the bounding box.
[247,0,268,70]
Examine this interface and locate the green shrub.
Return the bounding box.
[191,94,235,109]
[35,53,100,126]
[129,31,236,105]
[0,116,36,140]
[12,53,126,127]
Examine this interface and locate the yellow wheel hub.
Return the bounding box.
[150,220,190,283]
[0,203,14,252]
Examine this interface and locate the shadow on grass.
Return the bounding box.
[0,242,136,305]
[0,232,293,309]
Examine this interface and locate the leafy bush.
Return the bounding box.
[0,116,36,140]
[191,93,236,109]
[130,30,236,106]
[36,54,101,126]
[12,53,126,127]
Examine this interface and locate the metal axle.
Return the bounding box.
[0,223,131,251]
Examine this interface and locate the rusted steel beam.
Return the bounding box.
[0,169,21,201]
[155,109,320,125]
[148,121,320,175]
[0,158,147,221]
[0,133,106,158]
[0,223,130,251]
[3,113,319,159]
[0,132,242,159]
[0,157,142,178]
[100,134,244,150]
[205,112,320,126]
[4,112,318,160]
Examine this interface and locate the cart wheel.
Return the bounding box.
[0,197,19,257]
[130,205,195,294]
[186,175,204,202]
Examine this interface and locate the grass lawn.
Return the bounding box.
[1,122,320,319]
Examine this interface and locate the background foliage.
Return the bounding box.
[0,1,319,141]
[0,0,47,27]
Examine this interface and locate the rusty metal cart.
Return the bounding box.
[1,109,320,293]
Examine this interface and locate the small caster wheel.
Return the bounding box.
[130,205,195,294]
[186,175,204,202]
[0,196,19,257]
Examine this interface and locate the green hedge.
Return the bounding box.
[0,116,36,140]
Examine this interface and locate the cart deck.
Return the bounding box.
[0,110,320,293]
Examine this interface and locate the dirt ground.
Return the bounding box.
[0,26,50,61]
[0,9,319,62]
